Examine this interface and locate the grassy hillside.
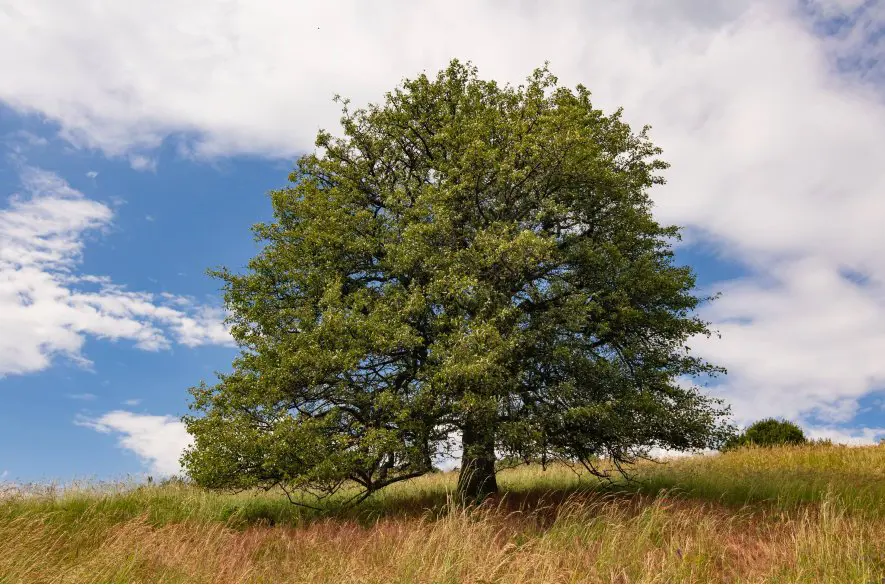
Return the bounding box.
[1,443,883,583]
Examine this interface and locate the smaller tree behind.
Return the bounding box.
[723,418,806,450]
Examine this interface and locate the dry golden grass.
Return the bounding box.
[1,443,883,583]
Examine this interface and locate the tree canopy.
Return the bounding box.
[182,60,734,503]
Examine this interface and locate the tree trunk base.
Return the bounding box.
[456,457,497,503]
[456,423,498,503]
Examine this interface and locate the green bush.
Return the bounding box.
[723,418,806,451]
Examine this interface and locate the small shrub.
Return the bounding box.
[724,418,806,451]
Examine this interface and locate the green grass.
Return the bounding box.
[626,443,885,518]
[1,443,883,582]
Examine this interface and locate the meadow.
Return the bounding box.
[1,443,882,583]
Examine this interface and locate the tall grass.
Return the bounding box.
[628,442,885,518]
[1,443,882,583]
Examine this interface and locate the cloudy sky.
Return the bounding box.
[1,0,884,481]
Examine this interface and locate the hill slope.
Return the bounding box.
[1,444,883,582]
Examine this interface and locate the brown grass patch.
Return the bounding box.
[3,490,881,583]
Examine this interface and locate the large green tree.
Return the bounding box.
[182,60,733,503]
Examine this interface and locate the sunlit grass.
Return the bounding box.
[1,443,883,582]
[627,442,885,518]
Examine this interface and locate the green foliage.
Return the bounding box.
[182,59,734,502]
[723,418,807,451]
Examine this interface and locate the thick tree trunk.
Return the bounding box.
[456,421,498,502]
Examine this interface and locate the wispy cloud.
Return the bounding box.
[3,131,48,154]
[0,166,233,377]
[67,393,97,401]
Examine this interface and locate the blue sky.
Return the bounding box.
[1,0,884,482]
[0,116,275,480]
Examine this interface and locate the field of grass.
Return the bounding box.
[1,443,883,583]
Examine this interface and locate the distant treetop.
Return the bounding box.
[723,418,806,451]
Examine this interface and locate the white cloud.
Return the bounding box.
[0,166,233,376]
[128,154,156,172]
[77,410,192,476]
[167,305,232,347]
[1,0,884,431]
[0,0,773,160]
[85,171,98,179]
[693,257,885,424]
[805,426,885,446]
[123,398,142,406]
